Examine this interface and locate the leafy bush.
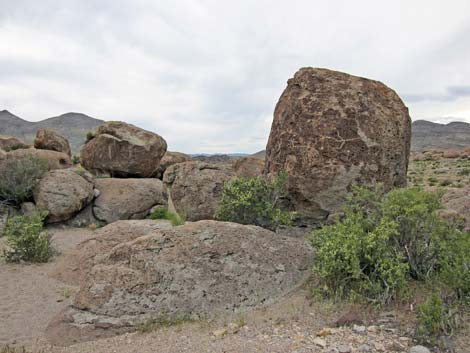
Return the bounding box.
[0,156,48,207]
[416,293,459,342]
[86,131,95,141]
[215,173,295,230]
[72,155,80,164]
[2,212,53,263]
[310,186,465,304]
[148,208,185,226]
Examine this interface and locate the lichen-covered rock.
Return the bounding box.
[34,169,94,223]
[34,129,71,156]
[47,220,312,344]
[232,157,265,178]
[93,178,167,223]
[163,161,234,221]
[155,151,192,179]
[4,148,72,170]
[81,121,167,177]
[264,68,411,225]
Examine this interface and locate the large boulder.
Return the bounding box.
[47,220,312,344]
[34,169,94,223]
[4,148,72,170]
[34,129,72,156]
[81,121,167,177]
[154,151,192,179]
[264,68,411,225]
[163,161,234,221]
[0,135,29,151]
[232,156,265,178]
[441,187,470,233]
[93,178,167,223]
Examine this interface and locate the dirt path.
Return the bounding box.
[0,227,94,348]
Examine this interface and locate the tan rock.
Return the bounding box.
[93,178,167,223]
[81,121,167,177]
[5,148,72,170]
[34,129,71,156]
[163,161,235,221]
[232,157,264,178]
[154,151,192,179]
[0,135,29,151]
[34,169,94,223]
[264,68,411,225]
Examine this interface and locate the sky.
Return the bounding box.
[0,0,469,153]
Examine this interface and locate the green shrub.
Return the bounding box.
[86,131,95,141]
[72,155,80,164]
[416,293,459,342]
[428,176,438,185]
[2,212,53,263]
[457,168,470,176]
[215,173,295,230]
[310,186,463,304]
[0,156,48,207]
[148,208,185,226]
[3,143,29,152]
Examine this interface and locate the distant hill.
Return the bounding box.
[411,120,470,151]
[0,110,104,155]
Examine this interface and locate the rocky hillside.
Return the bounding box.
[411,120,470,151]
[0,110,104,155]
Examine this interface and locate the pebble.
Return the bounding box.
[357,344,372,352]
[337,344,351,353]
[409,345,431,353]
[313,337,327,348]
[212,328,228,337]
[353,324,366,335]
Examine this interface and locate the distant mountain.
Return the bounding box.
[0,110,104,155]
[412,120,470,151]
[250,150,266,160]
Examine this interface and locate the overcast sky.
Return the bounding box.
[0,0,469,153]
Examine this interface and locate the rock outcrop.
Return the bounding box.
[155,151,192,179]
[47,220,312,344]
[4,148,72,170]
[0,135,28,151]
[93,178,167,223]
[163,162,234,221]
[34,169,94,223]
[232,157,265,178]
[264,68,411,224]
[81,121,167,177]
[34,129,72,156]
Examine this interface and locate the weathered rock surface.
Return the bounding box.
[93,178,167,223]
[4,148,72,170]
[264,68,411,224]
[232,157,265,178]
[81,121,167,177]
[47,220,312,344]
[155,151,192,179]
[442,186,470,232]
[34,129,71,156]
[34,169,94,223]
[163,162,234,221]
[0,135,28,151]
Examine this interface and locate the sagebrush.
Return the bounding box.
[0,156,48,207]
[215,173,295,230]
[148,208,185,226]
[2,212,53,263]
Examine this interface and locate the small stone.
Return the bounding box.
[358,344,372,352]
[313,337,327,348]
[409,345,431,353]
[317,328,333,337]
[227,322,239,334]
[373,342,386,351]
[353,324,367,335]
[212,328,228,337]
[367,325,379,333]
[337,344,351,353]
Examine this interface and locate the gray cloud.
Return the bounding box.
[0,0,469,153]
